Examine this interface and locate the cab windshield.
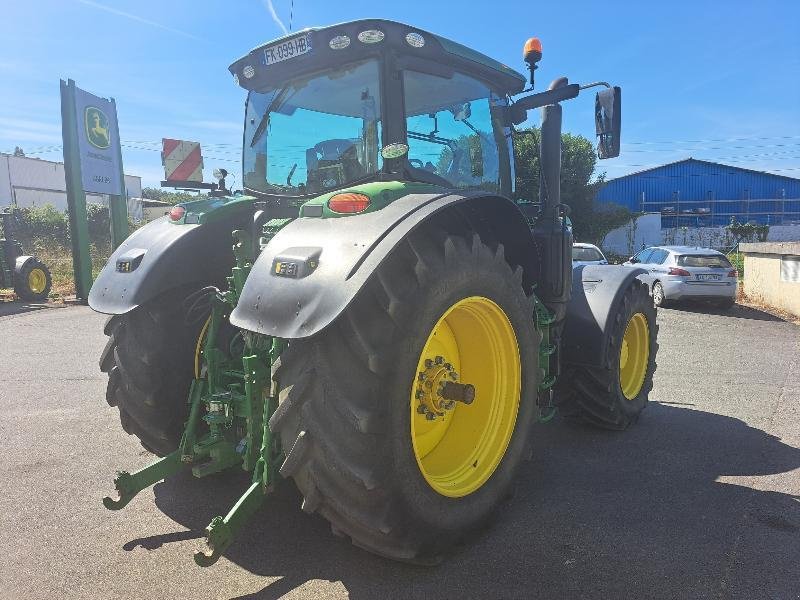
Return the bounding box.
[243,59,382,195]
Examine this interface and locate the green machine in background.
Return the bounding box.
[0,209,52,301]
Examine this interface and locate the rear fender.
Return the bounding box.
[14,255,35,273]
[230,191,537,338]
[562,264,647,368]
[88,214,246,314]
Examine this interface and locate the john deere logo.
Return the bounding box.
[85,106,110,149]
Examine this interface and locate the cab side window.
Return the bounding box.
[634,248,655,264]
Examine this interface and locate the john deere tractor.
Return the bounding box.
[1,209,52,301]
[90,20,657,566]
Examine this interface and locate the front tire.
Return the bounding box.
[560,279,658,430]
[270,226,539,562]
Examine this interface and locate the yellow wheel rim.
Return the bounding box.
[410,296,520,498]
[619,312,650,400]
[27,268,47,294]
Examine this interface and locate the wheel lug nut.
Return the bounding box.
[415,389,424,399]
[435,356,444,365]
[418,373,427,381]
[425,412,436,421]
[416,404,427,414]
[425,359,434,368]
[444,363,452,370]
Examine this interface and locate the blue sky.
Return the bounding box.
[1,0,798,188]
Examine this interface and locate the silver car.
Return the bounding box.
[572,243,609,266]
[625,246,737,309]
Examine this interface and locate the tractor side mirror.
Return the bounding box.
[595,86,621,159]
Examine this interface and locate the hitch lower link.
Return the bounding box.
[102,230,284,566]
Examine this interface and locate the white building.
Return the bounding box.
[0,153,142,211]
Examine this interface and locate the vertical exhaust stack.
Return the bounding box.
[534,77,574,324]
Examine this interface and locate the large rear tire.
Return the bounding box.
[270,225,539,562]
[560,278,658,430]
[99,288,207,455]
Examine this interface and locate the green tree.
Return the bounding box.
[513,126,632,245]
[141,186,207,205]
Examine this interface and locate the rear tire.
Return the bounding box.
[652,281,668,308]
[560,279,658,430]
[270,225,538,562]
[15,259,51,301]
[99,288,208,455]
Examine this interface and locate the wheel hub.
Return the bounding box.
[415,355,475,420]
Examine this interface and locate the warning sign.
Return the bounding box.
[162,138,203,182]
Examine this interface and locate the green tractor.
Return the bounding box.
[1,209,52,301]
[91,20,657,566]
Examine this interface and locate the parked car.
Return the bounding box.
[624,245,737,309]
[572,242,609,266]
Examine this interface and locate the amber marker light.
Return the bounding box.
[523,37,543,62]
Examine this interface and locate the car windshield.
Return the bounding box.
[572,246,604,261]
[403,69,505,192]
[677,254,732,268]
[243,59,382,195]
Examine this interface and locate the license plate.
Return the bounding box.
[696,274,720,281]
[263,34,312,66]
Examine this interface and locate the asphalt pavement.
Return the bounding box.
[1,302,798,599]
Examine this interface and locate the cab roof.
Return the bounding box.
[229,19,527,96]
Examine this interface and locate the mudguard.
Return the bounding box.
[14,255,35,273]
[89,214,246,314]
[561,264,648,368]
[230,191,536,338]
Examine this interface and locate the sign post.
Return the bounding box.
[60,79,128,301]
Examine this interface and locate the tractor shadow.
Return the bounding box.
[147,404,800,599]
[0,299,61,318]
[661,301,786,322]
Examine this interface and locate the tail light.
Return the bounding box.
[668,267,691,276]
[728,269,738,278]
[328,192,371,214]
[169,205,186,221]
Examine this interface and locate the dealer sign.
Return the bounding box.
[74,87,122,195]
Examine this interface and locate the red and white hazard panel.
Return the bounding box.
[162,138,204,182]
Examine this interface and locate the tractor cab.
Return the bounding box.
[230,19,527,199]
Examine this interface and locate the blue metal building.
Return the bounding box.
[595,158,800,226]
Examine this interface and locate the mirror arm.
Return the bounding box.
[579,81,611,90]
[508,83,580,124]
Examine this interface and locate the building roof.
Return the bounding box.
[0,152,142,180]
[605,158,800,184]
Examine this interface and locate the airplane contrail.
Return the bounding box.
[76,0,202,41]
[264,0,289,35]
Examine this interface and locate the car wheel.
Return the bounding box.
[652,282,668,308]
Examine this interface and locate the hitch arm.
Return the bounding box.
[194,480,265,566]
[102,450,182,510]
